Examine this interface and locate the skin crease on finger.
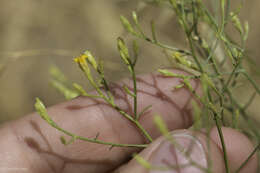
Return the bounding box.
[0,69,201,173]
[113,128,258,173]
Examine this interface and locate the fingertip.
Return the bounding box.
[210,127,258,173]
[114,130,226,173]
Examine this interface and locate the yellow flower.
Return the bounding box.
[74,54,89,74]
[74,54,88,65]
[74,51,98,71]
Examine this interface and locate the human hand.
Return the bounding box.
[0,69,257,173]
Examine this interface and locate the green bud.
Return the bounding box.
[84,51,98,71]
[117,37,130,65]
[230,12,243,34]
[35,98,55,126]
[132,11,138,25]
[120,16,136,35]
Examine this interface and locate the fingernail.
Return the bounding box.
[148,131,207,173]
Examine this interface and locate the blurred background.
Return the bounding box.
[0,0,259,123]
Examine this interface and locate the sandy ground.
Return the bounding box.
[0,0,259,122]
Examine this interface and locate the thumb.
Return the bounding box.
[114,127,258,173]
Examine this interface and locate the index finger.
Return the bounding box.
[0,69,200,173]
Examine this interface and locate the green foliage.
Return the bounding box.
[34,0,259,172]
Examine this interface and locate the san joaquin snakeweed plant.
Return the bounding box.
[35,0,260,172]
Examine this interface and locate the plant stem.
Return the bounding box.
[152,40,191,55]
[141,35,191,55]
[242,72,260,95]
[112,103,153,142]
[215,116,230,173]
[55,124,148,148]
[186,36,204,73]
[135,120,153,142]
[132,65,138,120]
[235,143,260,173]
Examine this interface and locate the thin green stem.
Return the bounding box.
[226,89,260,140]
[173,1,204,73]
[137,105,152,120]
[186,36,204,73]
[132,65,138,120]
[225,0,231,22]
[220,0,226,33]
[113,104,136,122]
[135,120,153,142]
[243,92,257,111]
[215,117,230,173]
[108,89,152,143]
[54,124,148,148]
[87,70,153,143]
[146,36,191,55]
[235,143,260,173]
[222,61,241,92]
[207,85,230,173]
[242,72,260,95]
